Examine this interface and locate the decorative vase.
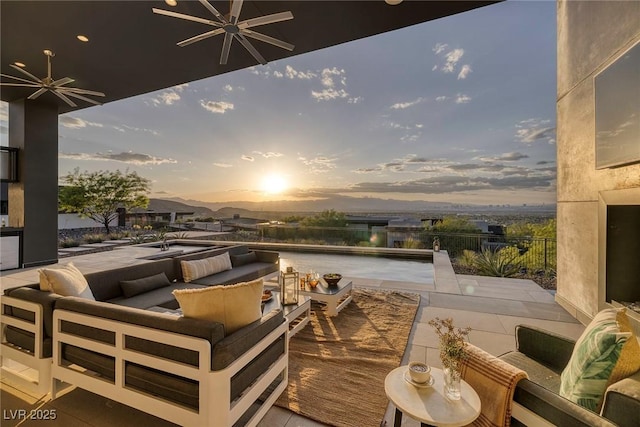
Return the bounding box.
[443,367,461,400]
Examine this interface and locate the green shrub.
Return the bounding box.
[59,237,81,248]
[83,233,106,243]
[473,248,521,278]
[401,237,424,249]
[458,250,478,267]
[170,231,191,239]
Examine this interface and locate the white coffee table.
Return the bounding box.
[384,366,481,427]
[299,278,352,317]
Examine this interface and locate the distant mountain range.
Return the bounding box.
[153,195,556,219]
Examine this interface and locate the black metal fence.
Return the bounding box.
[248,225,557,273]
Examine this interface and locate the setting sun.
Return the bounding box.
[261,174,288,194]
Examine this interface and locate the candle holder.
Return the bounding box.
[280,267,299,306]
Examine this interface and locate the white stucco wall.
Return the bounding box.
[556,1,640,323]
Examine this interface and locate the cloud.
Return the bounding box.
[443,48,464,73]
[310,68,353,102]
[200,100,234,114]
[348,96,363,104]
[435,96,448,102]
[113,124,159,136]
[241,155,255,162]
[173,83,189,92]
[433,43,448,55]
[478,152,529,162]
[253,151,283,158]
[455,94,472,104]
[213,162,233,168]
[284,65,317,80]
[346,174,555,195]
[59,116,104,129]
[151,91,181,106]
[457,64,472,79]
[273,71,284,78]
[354,167,383,174]
[298,155,337,173]
[320,67,344,87]
[401,133,422,143]
[361,154,438,174]
[311,88,349,101]
[223,84,233,92]
[59,151,177,165]
[536,160,553,165]
[515,118,556,144]
[390,97,424,110]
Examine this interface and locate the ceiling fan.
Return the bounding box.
[153,0,294,65]
[0,50,105,107]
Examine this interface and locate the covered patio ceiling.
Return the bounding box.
[1,0,498,114]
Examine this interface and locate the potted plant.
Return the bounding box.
[428,317,471,400]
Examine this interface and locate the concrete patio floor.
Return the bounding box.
[0,249,583,427]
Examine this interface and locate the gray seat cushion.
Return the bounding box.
[107,283,206,309]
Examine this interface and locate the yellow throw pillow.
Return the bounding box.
[38,262,95,300]
[173,279,263,334]
[181,252,232,283]
[607,309,640,386]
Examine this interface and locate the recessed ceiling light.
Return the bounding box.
[165,0,177,6]
[14,62,26,67]
[385,0,403,5]
[77,35,89,42]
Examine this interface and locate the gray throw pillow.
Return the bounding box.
[120,272,171,298]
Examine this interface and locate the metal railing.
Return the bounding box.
[178,222,557,273]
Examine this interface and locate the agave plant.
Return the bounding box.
[473,247,521,278]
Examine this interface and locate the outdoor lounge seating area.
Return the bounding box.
[1,244,284,426]
[2,245,639,426]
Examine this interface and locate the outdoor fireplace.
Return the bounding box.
[599,188,640,328]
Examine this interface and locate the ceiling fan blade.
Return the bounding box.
[51,77,74,87]
[63,91,102,106]
[152,8,222,26]
[241,29,294,51]
[51,90,77,107]
[238,11,293,30]
[235,33,267,65]
[0,82,42,88]
[177,28,225,47]
[220,32,233,65]
[58,87,106,97]
[1,73,39,84]
[198,0,227,23]
[9,64,41,83]
[229,0,244,25]
[27,87,48,100]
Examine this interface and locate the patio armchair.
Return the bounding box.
[500,325,640,427]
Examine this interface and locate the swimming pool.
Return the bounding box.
[278,250,434,285]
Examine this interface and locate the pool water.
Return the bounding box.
[278,251,434,284]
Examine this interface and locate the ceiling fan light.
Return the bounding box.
[165,0,178,6]
[77,35,89,42]
[14,62,26,68]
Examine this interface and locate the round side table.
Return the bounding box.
[384,366,481,427]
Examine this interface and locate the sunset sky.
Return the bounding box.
[1,1,558,207]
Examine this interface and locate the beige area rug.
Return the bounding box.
[275,287,420,427]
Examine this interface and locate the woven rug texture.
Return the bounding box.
[275,287,420,427]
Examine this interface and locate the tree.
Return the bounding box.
[429,216,480,233]
[300,209,347,227]
[59,169,151,234]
